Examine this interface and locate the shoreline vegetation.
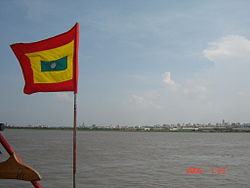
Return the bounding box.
[5,125,250,133]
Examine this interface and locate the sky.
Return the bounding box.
[1,0,250,126]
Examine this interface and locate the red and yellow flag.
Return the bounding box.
[10,23,79,94]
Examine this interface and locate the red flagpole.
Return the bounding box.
[73,22,79,188]
[31,181,43,188]
[73,93,77,188]
[0,133,15,155]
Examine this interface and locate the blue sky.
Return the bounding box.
[1,0,250,126]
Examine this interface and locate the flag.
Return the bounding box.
[10,23,79,94]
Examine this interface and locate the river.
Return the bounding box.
[0,129,250,188]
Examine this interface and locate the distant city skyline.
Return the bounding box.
[1,0,250,126]
[5,120,250,133]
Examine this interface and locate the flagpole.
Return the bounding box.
[73,93,77,188]
[73,22,79,188]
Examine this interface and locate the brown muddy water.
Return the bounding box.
[0,129,249,188]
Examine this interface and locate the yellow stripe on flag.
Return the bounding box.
[25,41,74,83]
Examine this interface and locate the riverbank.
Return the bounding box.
[5,126,250,133]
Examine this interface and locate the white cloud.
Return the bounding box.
[200,35,250,122]
[202,35,250,83]
[162,72,209,100]
[163,72,175,86]
[203,35,250,64]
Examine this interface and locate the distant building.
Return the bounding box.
[170,127,178,131]
[182,127,199,131]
